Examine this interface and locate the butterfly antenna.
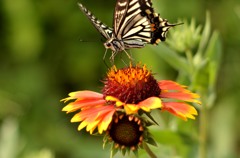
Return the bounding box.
[100,38,106,42]
[79,39,88,42]
[168,22,184,27]
[79,38,103,43]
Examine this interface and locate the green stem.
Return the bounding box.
[110,150,113,158]
[143,142,157,158]
[199,96,207,158]
[185,49,194,75]
[185,48,207,158]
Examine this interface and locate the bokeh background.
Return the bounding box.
[0,0,240,158]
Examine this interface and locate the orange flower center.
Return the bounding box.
[102,64,160,104]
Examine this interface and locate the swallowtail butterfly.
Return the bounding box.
[78,0,178,60]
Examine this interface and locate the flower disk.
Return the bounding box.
[107,114,144,150]
[102,64,160,104]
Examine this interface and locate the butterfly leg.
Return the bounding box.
[119,53,127,66]
[103,49,108,61]
[102,49,111,68]
[123,49,134,62]
[109,51,118,65]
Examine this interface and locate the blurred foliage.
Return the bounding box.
[0,0,240,158]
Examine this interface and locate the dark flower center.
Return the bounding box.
[102,65,161,104]
[109,115,143,147]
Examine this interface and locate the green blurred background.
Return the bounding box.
[0,0,240,158]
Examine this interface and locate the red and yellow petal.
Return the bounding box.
[159,80,201,104]
[86,119,100,134]
[158,80,186,89]
[124,104,140,114]
[61,90,117,134]
[105,96,140,114]
[162,102,198,121]
[105,96,125,107]
[74,105,116,134]
[61,90,106,113]
[61,91,103,103]
[78,121,88,131]
[62,99,106,113]
[160,91,201,104]
[138,97,162,112]
[71,105,105,122]
[105,96,163,114]
[98,109,116,134]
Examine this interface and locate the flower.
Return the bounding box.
[103,113,156,156]
[61,64,200,134]
[102,64,200,120]
[102,64,163,114]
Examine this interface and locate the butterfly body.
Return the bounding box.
[78,0,177,58]
[104,36,146,52]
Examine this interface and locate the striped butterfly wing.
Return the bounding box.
[78,3,113,39]
[143,2,177,44]
[113,0,176,46]
[114,0,153,44]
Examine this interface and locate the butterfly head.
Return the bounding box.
[104,38,124,52]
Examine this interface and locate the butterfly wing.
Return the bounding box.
[78,3,113,39]
[113,0,152,43]
[144,4,177,44]
[113,0,176,46]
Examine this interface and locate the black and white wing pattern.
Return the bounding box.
[113,0,176,46]
[78,3,113,39]
[78,0,177,53]
[114,0,153,45]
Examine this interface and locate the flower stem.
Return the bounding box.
[143,142,157,158]
[110,150,114,158]
[199,97,207,158]
[185,49,194,74]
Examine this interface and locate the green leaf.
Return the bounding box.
[144,112,159,126]
[204,31,222,108]
[146,137,158,147]
[205,31,222,89]
[110,144,118,158]
[150,44,190,73]
[121,148,127,156]
[196,11,211,55]
[133,149,139,157]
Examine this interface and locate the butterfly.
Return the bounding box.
[78,0,178,60]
